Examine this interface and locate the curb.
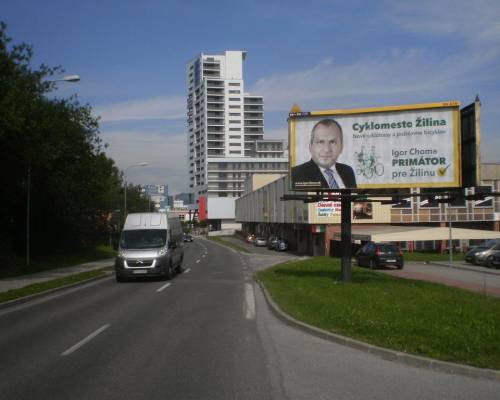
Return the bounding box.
[0,270,113,310]
[257,279,500,382]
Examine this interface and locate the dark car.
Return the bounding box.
[183,234,193,242]
[267,235,280,250]
[465,246,489,263]
[275,239,289,252]
[485,251,500,269]
[356,242,403,269]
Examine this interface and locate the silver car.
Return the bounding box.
[253,237,268,247]
[473,243,500,265]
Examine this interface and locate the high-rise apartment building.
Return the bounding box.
[186,51,288,206]
[141,184,169,211]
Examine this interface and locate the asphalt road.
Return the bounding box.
[1,238,499,399]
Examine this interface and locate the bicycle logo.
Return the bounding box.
[354,145,384,179]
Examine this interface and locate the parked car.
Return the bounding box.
[183,233,193,242]
[267,235,280,250]
[473,243,500,265]
[465,246,490,263]
[253,237,268,247]
[355,242,404,269]
[484,251,500,269]
[275,238,289,252]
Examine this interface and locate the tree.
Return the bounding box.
[0,22,135,260]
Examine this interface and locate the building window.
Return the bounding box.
[229,135,241,139]
[229,90,240,94]
[230,151,240,154]
[229,128,241,131]
[229,113,241,116]
[229,143,240,147]
[229,105,240,109]
[229,120,241,124]
[229,97,241,101]
[228,82,240,86]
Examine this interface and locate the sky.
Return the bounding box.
[3,0,500,194]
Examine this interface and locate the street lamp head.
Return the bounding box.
[63,75,80,82]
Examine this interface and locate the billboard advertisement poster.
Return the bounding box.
[289,102,461,191]
[317,201,341,217]
[353,202,373,220]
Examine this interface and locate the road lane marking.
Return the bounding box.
[61,324,111,356]
[202,255,206,258]
[184,268,191,274]
[244,283,256,320]
[157,283,172,292]
[196,259,201,263]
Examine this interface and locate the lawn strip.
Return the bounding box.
[0,245,116,279]
[0,268,112,304]
[208,236,250,253]
[257,257,500,370]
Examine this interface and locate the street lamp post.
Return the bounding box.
[26,75,80,267]
[123,163,148,220]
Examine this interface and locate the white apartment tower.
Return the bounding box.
[186,51,288,205]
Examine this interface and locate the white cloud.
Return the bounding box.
[95,95,185,122]
[101,130,189,194]
[250,46,498,113]
[388,0,500,47]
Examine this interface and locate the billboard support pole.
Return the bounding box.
[340,191,352,282]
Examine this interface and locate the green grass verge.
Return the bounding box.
[0,268,112,304]
[0,245,116,279]
[258,257,500,370]
[208,236,250,253]
[402,251,464,262]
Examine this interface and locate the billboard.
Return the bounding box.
[289,102,461,191]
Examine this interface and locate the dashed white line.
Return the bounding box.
[196,259,201,263]
[184,268,191,273]
[156,283,172,292]
[61,324,111,356]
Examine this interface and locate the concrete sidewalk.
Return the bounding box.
[0,259,114,293]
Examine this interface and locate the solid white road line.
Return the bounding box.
[184,268,191,274]
[156,283,172,292]
[61,324,111,356]
[244,283,256,320]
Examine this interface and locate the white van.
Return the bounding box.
[115,212,184,282]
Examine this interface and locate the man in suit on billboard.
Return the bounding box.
[291,118,356,189]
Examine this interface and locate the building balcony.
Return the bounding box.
[244,97,263,104]
[203,71,220,78]
[207,88,224,95]
[244,114,263,120]
[207,134,224,141]
[206,97,224,104]
[244,105,263,111]
[206,80,224,88]
[244,120,264,126]
[207,111,224,118]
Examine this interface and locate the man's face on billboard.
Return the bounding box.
[309,123,343,169]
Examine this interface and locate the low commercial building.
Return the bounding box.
[235,164,500,256]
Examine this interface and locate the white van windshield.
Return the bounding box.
[120,229,167,249]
